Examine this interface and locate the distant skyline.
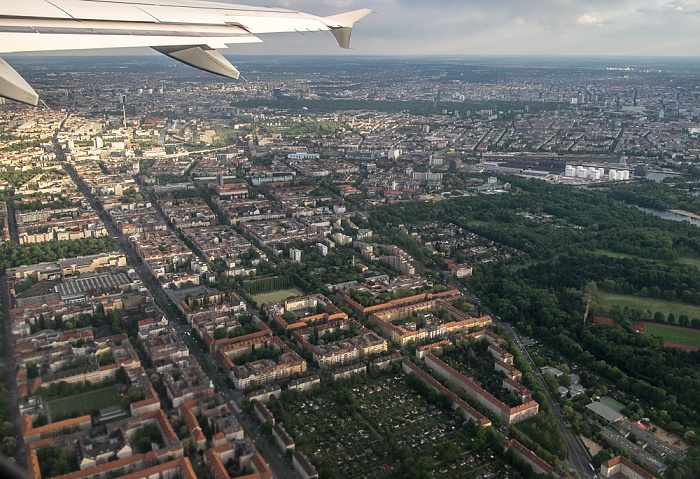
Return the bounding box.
[227,0,700,57]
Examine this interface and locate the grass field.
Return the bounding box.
[509,258,544,272]
[677,256,700,269]
[641,323,700,349]
[48,386,120,420]
[466,220,496,228]
[597,292,700,320]
[593,250,639,259]
[592,251,700,270]
[251,287,304,305]
[600,396,626,413]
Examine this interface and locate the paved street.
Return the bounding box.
[61,152,298,479]
[1,275,24,468]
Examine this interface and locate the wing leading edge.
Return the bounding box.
[0,0,371,105]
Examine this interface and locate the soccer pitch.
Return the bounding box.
[48,385,121,420]
[642,323,700,350]
[600,396,626,413]
[251,287,303,305]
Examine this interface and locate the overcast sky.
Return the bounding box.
[230,0,700,57]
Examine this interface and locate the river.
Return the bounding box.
[631,205,700,227]
[646,172,682,182]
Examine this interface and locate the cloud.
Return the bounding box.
[203,1,700,56]
[576,13,603,25]
[666,0,700,11]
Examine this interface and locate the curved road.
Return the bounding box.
[453,281,593,479]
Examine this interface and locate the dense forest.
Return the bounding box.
[369,178,700,479]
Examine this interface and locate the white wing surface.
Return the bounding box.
[0,0,371,105]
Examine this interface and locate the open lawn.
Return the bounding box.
[597,292,700,320]
[677,256,700,269]
[593,250,639,260]
[466,220,496,228]
[48,386,120,420]
[590,254,700,269]
[251,287,303,305]
[641,323,700,350]
[508,258,544,272]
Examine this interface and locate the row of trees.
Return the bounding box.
[14,194,75,212]
[0,237,116,274]
[520,253,700,310]
[244,275,292,296]
[31,307,122,336]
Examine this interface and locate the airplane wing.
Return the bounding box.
[0,0,371,105]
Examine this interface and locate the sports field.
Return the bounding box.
[639,322,700,350]
[597,292,700,320]
[48,385,120,420]
[251,287,303,305]
[600,396,626,413]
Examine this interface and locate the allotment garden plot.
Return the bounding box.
[280,391,387,478]
[276,374,493,478]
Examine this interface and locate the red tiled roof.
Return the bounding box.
[506,439,553,474]
[52,453,148,479]
[204,449,230,479]
[252,453,273,479]
[602,456,656,479]
[27,450,41,479]
[402,359,491,426]
[22,414,90,440]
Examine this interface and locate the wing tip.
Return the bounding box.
[323,8,372,49]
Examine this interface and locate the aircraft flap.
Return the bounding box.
[153,45,240,79]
